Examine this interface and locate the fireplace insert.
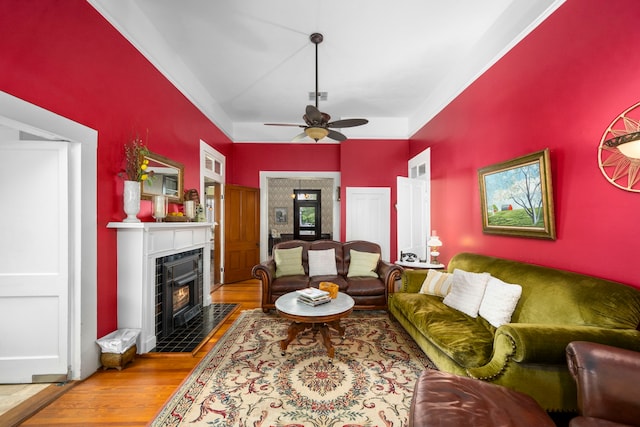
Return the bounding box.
[155,250,203,338]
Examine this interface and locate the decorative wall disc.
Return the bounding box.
[598,102,640,192]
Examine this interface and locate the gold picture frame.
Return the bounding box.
[478,149,556,240]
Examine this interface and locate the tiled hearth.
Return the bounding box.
[151,303,237,352]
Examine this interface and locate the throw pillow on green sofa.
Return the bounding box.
[274,246,305,278]
[478,276,522,327]
[442,269,490,317]
[419,269,453,297]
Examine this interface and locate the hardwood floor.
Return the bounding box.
[15,280,261,427]
[8,280,572,427]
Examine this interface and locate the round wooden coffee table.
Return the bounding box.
[275,291,355,360]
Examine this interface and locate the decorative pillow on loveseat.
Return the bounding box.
[347,249,380,278]
[419,269,453,297]
[308,248,338,276]
[442,269,490,317]
[274,246,305,278]
[479,276,522,327]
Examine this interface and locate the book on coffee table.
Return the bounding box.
[296,287,330,300]
[296,287,331,306]
[297,294,331,306]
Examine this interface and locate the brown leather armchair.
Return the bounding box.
[566,341,640,427]
[408,370,555,427]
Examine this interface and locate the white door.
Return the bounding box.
[0,141,69,383]
[397,176,428,261]
[346,187,391,260]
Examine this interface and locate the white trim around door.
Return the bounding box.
[0,90,98,380]
[258,171,341,261]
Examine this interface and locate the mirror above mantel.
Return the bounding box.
[141,151,184,203]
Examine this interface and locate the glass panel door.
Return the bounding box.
[294,189,321,240]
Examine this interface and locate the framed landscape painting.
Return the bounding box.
[478,149,556,240]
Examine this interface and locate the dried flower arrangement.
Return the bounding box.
[120,134,153,182]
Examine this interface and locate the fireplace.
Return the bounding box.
[108,222,212,353]
[155,249,203,339]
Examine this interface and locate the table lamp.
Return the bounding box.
[427,231,443,265]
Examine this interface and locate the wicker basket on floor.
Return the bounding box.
[101,345,137,370]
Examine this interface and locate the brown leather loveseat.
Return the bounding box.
[252,239,402,312]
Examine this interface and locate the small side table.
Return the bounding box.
[395,261,445,270]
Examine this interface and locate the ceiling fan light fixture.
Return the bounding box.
[305,126,329,141]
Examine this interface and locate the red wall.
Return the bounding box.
[4,0,638,339]
[229,143,342,186]
[0,0,233,336]
[411,0,640,288]
[339,139,408,251]
[231,139,408,258]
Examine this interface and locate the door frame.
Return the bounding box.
[259,171,340,261]
[406,147,431,260]
[199,140,225,286]
[293,189,322,240]
[0,90,99,380]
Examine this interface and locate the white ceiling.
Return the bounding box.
[89,0,564,143]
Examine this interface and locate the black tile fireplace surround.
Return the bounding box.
[155,249,204,340]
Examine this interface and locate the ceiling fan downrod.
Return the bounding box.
[310,33,323,109]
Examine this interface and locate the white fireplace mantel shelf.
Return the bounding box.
[107,221,212,353]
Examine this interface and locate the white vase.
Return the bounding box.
[123,180,141,223]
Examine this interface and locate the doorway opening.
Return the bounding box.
[200,140,225,290]
[204,181,221,291]
[260,173,340,259]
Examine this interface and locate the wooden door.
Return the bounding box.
[212,183,222,285]
[224,185,260,283]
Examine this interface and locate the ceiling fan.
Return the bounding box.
[264,33,368,142]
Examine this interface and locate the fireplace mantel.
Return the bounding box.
[107,222,212,353]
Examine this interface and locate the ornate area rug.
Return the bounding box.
[150,309,435,427]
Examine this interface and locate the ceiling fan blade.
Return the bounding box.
[292,131,308,142]
[264,123,306,127]
[327,130,347,141]
[305,105,323,123]
[327,118,369,128]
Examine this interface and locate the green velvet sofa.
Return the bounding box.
[388,252,640,412]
